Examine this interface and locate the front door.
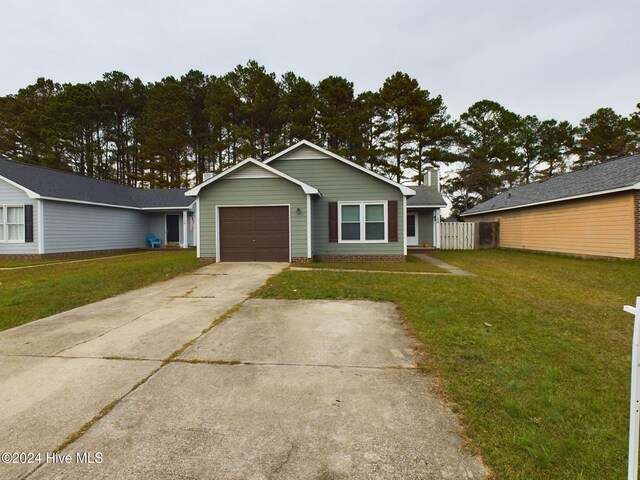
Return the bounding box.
[406,213,418,246]
[166,214,180,244]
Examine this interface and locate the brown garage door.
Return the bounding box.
[219,206,289,262]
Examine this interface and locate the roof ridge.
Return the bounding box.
[0,157,140,191]
[498,152,640,195]
[0,157,190,193]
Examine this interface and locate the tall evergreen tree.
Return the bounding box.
[628,103,640,154]
[278,72,317,145]
[316,76,355,156]
[409,90,457,184]
[351,91,385,172]
[574,107,631,167]
[225,61,281,160]
[537,119,575,177]
[181,70,211,183]
[135,77,190,188]
[95,71,146,185]
[449,100,521,212]
[378,72,423,183]
[49,82,104,177]
[205,75,242,169]
[0,78,62,168]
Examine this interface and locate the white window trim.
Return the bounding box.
[0,205,26,243]
[338,201,388,244]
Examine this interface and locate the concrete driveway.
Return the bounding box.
[0,263,486,479]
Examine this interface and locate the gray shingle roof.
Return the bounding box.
[407,185,447,207]
[462,154,640,216]
[0,158,193,209]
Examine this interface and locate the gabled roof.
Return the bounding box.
[463,154,640,216]
[0,158,194,210]
[264,140,416,197]
[407,185,447,207]
[185,157,320,196]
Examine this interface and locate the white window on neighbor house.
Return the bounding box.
[1,206,25,242]
[338,201,387,243]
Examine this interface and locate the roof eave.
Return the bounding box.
[461,184,638,216]
[185,157,320,197]
[264,140,416,197]
[0,174,41,199]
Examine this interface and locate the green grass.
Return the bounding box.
[299,255,444,273]
[0,250,198,332]
[0,249,148,268]
[255,249,640,479]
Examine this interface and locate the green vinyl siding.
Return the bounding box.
[271,157,404,256]
[198,176,308,259]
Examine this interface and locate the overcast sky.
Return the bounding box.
[0,0,638,123]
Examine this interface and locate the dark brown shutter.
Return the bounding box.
[24,205,34,243]
[388,200,398,242]
[328,202,338,242]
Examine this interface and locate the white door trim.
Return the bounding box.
[407,212,419,246]
[215,204,292,263]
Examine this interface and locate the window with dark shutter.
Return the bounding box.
[24,205,34,243]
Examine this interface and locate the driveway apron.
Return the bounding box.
[0,262,284,479]
[28,298,485,479]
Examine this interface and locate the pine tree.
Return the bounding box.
[95,71,146,185]
[316,76,355,156]
[574,107,631,167]
[450,100,521,211]
[409,90,457,184]
[278,72,317,145]
[378,72,423,183]
[181,70,211,183]
[537,119,575,177]
[135,77,190,188]
[49,82,105,177]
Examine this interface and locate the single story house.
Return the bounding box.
[461,154,640,259]
[0,158,196,256]
[186,140,445,262]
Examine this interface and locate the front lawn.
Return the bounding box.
[298,254,444,273]
[255,249,639,479]
[0,249,149,268]
[0,250,198,332]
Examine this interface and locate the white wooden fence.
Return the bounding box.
[439,222,475,250]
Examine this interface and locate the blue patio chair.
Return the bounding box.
[147,233,162,249]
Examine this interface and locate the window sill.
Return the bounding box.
[338,240,388,244]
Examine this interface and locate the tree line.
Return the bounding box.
[0,60,638,214]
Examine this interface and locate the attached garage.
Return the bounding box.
[218,206,289,262]
[188,158,319,263]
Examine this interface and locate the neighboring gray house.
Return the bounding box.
[0,158,196,255]
[186,140,446,262]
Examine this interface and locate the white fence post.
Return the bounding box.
[625,296,640,480]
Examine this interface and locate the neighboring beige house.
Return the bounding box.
[461,154,640,259]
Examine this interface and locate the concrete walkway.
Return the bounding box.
[1,263,486,479]
[411,253,475,276]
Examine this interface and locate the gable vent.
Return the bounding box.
[226,163,279,180]
[279,145,331,160]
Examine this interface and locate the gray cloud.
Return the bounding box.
[0,0,638,122]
